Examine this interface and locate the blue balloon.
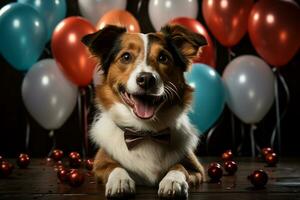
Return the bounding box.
[0,3,47,71]
[185,64,226,133]
[18,0,67,40]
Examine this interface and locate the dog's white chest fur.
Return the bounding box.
[90,103,199,185]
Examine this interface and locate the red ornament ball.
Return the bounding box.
[248,169,268,188]
[51,149,64,161]
[0,155,3,163]
[68,169,85,187]
[261,147,273,157]
[57,168,69,183]
[208,163,223,182]
[0,161,14,177]
[69,152,80,160]
[85,159,94,171]
[17,153,30,168]
[222,150,233,161]
[265,152,278,167]
[224,161,238,175]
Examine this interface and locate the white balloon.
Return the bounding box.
[78,0,127,25]
[223,55,275,124]
[148,0,199,31]
[22,59,78,130]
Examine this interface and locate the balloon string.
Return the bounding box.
[25,120,30,152]
[78,89,86,159]
[206,111,225,154]
[82,88,88,159]
[47,130,56,157]
[270,70,290,154]
[250,124,257,158]
[237,122,245,155]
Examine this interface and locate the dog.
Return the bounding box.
[81,24,207,198]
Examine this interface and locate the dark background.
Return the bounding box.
[0,0,299,158]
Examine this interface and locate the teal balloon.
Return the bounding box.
[185,64,226,133]
[18,0,67,40]
[0,3,47,71]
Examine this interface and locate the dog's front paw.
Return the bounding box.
[106,168,135,198]
[158,170,189,199]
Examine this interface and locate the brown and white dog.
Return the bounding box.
[82,24,207,198]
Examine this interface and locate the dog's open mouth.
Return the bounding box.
[118,86,165,119]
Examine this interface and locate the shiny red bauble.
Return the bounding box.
[224,161,238,175]
[57,168,69,183]
[51,149,64,161]
[68,169,85,187]
[69,152,82,168]
[17,153,30,168]
[85,159,94,171]
[261,147,273,157]
[222,150,233,161]
[248,169,268,188]
[208,163,223,182]
[265,152,278,167]
[0,161,14,177]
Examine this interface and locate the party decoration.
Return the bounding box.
[208,163,223,182]
[0,161,14,178]
[96,10,140,32]
[17,153,30,168]
[22,59,78,130]
[69,152,82,168]
[223,55,275,124]
[169,17,216,67]
[265,153,278,167]
[51,17,97,86]
[0,3,47,71]
[248,169,268,188]
[185,64,226,133]
[248,0,300,67]
[78,0,127,25]
[18,0,67,39]
[202,0,254,47]
[261,147,273,157]
[224,161,238,175]
[68,169,85,187]
[51,149,64,162]
[148,0,198,31]
[222,150,233,161]
[85,159,94,171]
[57,168,69,183]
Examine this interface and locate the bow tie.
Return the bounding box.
[122,127,171,150]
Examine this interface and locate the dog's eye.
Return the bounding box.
[158,53,168,64]
[120,52,132,64]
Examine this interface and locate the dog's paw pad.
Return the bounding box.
[105,168,135,197]
[158,171,188,198]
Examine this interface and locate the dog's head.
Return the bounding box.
[82,25,207,122]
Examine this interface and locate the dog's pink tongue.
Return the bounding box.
[132,97,155,119]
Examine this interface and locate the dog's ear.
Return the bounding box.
[161,24,207,70]
[81,25,126,74]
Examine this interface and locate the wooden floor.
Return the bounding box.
[0,157,300,200]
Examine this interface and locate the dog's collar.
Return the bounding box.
[117,125,171,150]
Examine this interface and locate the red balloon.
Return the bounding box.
[51,17,97,86]
[96,10,140,33]
[248,0,300,67]
[169,17,216,67]
[202,0,254,47]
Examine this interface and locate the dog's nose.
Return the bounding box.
[136,72,157,90]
